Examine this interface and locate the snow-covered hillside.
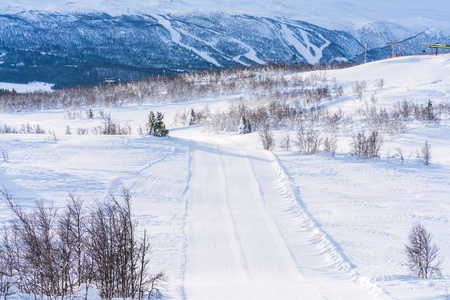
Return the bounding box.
[0,1,448,87]
[0,54,449,299]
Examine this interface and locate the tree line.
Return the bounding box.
[0,62,354,112]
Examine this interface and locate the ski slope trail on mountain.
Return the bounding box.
[180,132,390,300]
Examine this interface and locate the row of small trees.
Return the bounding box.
[0,186,164,300]
[0,63,354,112]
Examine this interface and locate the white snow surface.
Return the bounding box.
[0,82,54,93]
[1,54,450,299]
[281,23,330,65]
[153,14,221,67]
[0,0,449,31]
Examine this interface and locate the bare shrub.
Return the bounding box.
[334,85,344,98]
[65,110,83,120]
[34,124,45,134]
[147,272,166,300]
[76,128,89,135]
[324,111,342,134]
[174,106,210,127]
[351,131,383,159]
[0,124,18,134]
[352,81,367,100]
[92,113,131,135]
[375,78,385,89]
[417,141,431,166]
[19,123,46,134]
[48,131,57,142]
[357,104,405,135]
[394,100,413,121]
[279,133,291,151]
[352,81,367,94]
[406,222,442,279]
[259,124,274,150]
[323,135,337,157]
[207,101,251,133]
[435,101,450,117]
[395,147,405,164]
[173,109,187,127]
[296,127,321,155]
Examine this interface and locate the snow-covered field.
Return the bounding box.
[0,82,54,93]
[1,54,450,299]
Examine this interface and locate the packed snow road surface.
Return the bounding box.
[182,134,390,299]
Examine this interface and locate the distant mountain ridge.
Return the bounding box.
[0,11,448,88]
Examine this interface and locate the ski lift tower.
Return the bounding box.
[264,57,274,65]
[427,44,450,55]
[386,41,400,58]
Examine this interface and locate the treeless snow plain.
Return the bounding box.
[1,54,450,299]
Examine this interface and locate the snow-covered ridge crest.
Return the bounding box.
[1,0,449,31]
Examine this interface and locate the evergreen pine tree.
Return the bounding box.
[239,115,251,134]
[146,111,169,137]
[246,118,251,133]
[424,99,434,122]
[189,109,196,126]
[146,111,156,135]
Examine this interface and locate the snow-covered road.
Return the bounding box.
[183,135,390,299]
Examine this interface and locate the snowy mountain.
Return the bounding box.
[0,1,448,87]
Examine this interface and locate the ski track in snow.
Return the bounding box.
[281,23,330,65]
[182,135,391,299]
[154,14,221,67]
[155,14,264,67]
[226,37,266,65]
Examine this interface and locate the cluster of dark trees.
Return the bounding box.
[0,186,164,300]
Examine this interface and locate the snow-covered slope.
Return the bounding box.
[0,12,364,87]
[1,54,450,299]
[0,1,449,87]
[0,10,447,88]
